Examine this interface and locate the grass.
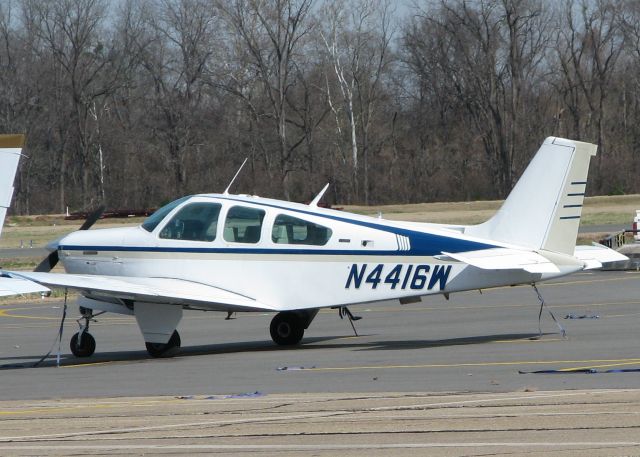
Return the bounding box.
[344,194,640,227]
[0,257,42,270]
[0,216,146,249]
[1,194,637,251]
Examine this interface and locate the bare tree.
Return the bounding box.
[133,0,218,196]
[3,0,640,214]
[319,0,394,203]
[553,0,624,189]
[25,0,139,210]
[218,0,315,200]
[404,0,550,197]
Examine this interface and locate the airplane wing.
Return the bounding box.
[0,275,50,297]
[573,243,629,270]
[0,134,23,235]
[6,272,278,312]
[441,248,560,273]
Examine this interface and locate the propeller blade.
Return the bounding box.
[33,205,104,272]
[79,205,105,231]
[34,250,59,273]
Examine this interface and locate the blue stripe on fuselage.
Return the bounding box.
[60,231,495,257]
[58,239,489,257]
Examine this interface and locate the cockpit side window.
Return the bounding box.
[223,206,265,244]
[159,202,222,241]
[141,196,190,232]
[271,214,332,246]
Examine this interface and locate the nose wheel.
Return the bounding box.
[70,307,98,357]
[70,332,96,357]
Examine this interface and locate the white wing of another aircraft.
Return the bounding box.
[0,276,49,297]
[2,136,629,358]
[0,134,23,235]
[0,134,50,297]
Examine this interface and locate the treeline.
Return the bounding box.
[1,0,639,214]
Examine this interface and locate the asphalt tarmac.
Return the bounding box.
[0,247,48,259]
[1,270,640,455]
[0,390,639,456]
[0,270,639,398]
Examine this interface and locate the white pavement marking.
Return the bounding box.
[0,443,639,451]
[364,389,629,412]
[0,390,630,443]
[0,411,346,442]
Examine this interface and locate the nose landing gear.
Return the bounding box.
[70,307,100,357]
[70,331,96,357]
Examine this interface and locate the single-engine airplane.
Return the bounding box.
[1,137,627,358]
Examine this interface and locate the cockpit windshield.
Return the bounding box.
[141,196,190,232]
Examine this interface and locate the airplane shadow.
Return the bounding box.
[0,332,551,370]
[342,333,551,351]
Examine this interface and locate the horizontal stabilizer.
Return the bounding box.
[442,248,560,273]
[7,272,277,312]
[573,243,629,270]
[0,276,50,297]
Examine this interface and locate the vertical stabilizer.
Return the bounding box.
[466,137,597,255]
[0,134,24,236]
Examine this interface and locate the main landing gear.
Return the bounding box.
[145,330,181,358]
[270,310,318,346]
[70,307,97,357]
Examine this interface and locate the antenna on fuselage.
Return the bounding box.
[223,158,248,195]
[309,183,330,207]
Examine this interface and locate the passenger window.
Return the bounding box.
[159,202,221,241]
[223,206,265,244]
[271,214,332,246]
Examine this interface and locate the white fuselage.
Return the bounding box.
[57,194,584,312]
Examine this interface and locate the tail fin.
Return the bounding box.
[0,134,24,236]
[466,137,597,255]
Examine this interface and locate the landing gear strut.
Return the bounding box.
[70,307,97,357]
[145,330,181,358]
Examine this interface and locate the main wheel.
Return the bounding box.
[270,312,304,345]
[70,332,96,357]
[145,330,181,358]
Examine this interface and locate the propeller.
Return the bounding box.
[34,205,105,273]
[78,205,106,231]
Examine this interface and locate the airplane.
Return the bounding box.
[1,136,627,358]
[0,134,48,298]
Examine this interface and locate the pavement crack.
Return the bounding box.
[8,424,640,443]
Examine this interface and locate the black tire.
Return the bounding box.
[270,312,304,345]
[70,332,96,357]
[145,330,181,358]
